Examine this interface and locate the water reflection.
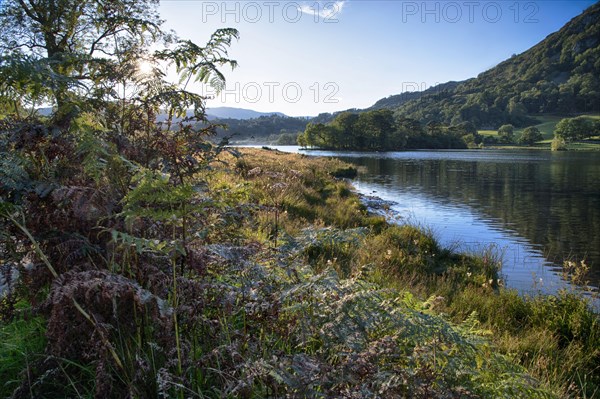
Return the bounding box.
[283,148,600,295]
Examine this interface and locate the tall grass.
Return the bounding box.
[1,148,597,397]
[0,313,47,397]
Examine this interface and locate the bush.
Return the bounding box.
[518,126,543,145]
[555,117,593,142]
[551,136,567,151]
[330,166,358,178]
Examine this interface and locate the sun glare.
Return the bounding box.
[137,59,154,76]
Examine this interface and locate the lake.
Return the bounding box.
[268,146,600,297]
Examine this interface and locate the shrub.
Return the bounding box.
[518,126,543,145]
[551,136,567,151]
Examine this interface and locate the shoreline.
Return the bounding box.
[233,142,600,153]
[2,148,598,397]
[354,188,600,311]
[256,145,600,294]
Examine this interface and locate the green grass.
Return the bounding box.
[517,115,565,139]
[565,141,600,151]
[220,149,600,397]
[479,113,600,150]
[446,287,600,397]
[0,313,46,397]
[3,148,598,398]
[479,113,600,140]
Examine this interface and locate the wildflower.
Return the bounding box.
[466,272,472,277]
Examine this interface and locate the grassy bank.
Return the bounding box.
[479,114,600,151]
[1,148,598,398]
[485,141,600,151]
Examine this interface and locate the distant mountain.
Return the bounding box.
[35,105,287,122]
[36,107,53,116]
[152,107,287,123]
[213,114,309,142]
[371,2,600,128]
[206,107,286,120]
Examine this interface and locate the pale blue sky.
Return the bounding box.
[159,0,597,116]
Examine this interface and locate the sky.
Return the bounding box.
[158,0,597,117]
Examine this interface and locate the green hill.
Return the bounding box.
[372,2,600,128]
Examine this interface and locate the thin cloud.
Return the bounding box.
[298,1,346,21]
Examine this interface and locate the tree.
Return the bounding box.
[332,112,359,148]
[508,98,527,118]
[426,121,445,136]
[458,121,478,136]
[0,0,238,130]
[482,135,499,145]
[392,116,422,149]
[498,124,514,143]
[554,117,593,142]
[462,134,478,147]
[356,109,395,150]
[1,1,240,394]
[299,122,335,148]
[593,120,600,137]
[551,136,567,151]
[0,0,162,121]
[518,126,543,145]
[450,121,482,145]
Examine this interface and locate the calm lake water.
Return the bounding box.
[269,146,600,297]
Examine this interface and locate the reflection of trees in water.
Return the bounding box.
[351,155,600,285]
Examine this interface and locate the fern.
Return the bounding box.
[51,185,109,221]
[73,119,111,182]
[156,28,239,94]
[273,258,555,398]
[0,153,30,200]
[111,230,184,256]
[121,169,196,225]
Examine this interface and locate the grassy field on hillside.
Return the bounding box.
[479,114,600,149]
[479,114,599,139]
